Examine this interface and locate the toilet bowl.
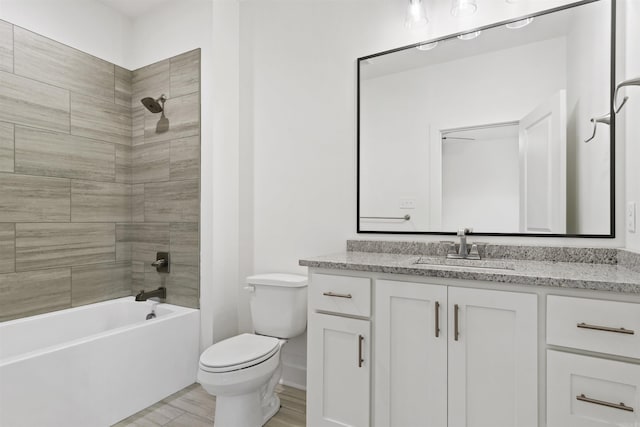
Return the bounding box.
[197,273,307,427]
[198,334,285,426]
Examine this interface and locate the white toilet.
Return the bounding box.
[197,273,308,427]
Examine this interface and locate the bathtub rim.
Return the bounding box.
[0,296,199,367]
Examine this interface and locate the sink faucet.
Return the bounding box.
[135,287,167,301]
[447,228,481,260]
[458,227,470,257]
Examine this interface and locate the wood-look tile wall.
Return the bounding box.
[128,49,201,309]
[0,20,201,320]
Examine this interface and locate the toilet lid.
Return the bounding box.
[199,333,280,373]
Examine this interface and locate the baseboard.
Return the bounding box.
[280,361,306,391]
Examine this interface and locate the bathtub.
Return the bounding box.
[0,297,200,427]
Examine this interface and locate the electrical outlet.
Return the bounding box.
[628,202,637,233]
[399,198,416,209]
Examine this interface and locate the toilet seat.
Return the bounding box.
[199,333,280,373]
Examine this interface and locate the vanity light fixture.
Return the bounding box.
[405,0,428,28]
[457,30,481,40]
[416,41,438,51]
[451,0,477,17]
[506,17,533,29]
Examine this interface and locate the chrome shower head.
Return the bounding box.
[141,94,166,113]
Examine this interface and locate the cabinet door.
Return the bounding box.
[307,312,370,427]
[547,350,640,427]
[374,280,447,427]
[448,287,537,427]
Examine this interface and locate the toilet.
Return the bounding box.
[197,273,308,427]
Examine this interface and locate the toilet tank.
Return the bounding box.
[247,273,308,339]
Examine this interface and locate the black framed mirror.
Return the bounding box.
[357,0,615,237]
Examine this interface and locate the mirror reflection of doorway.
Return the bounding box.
[440,89,567,234]
[441,122,520,233]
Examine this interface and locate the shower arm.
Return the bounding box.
[584,112,610,143]
[614,76,640,114]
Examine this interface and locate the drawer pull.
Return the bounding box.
[577,322,635,335]
[435,301,440,338]
[323,292,353,299]
[358,335,364,367]
[454,304,460,341]
[576,394,634,412]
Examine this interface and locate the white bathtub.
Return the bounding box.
[0,297,200,427]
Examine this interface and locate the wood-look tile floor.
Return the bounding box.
[112,383,306,427]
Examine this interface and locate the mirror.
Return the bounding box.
[358,0,614,237]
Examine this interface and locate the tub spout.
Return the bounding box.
[135,287,167,301]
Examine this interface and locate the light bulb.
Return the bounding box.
[505,17,534,29]
[451,0,477,17]
[416,41,438,51]
[457,30,481,40]
[405,0,428,29]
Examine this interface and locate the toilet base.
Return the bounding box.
[213,391,280,427]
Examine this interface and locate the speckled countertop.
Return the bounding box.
[299,242,640,294]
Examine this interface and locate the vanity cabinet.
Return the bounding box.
[307,273,538,427]
[546,295,640,427]
[307,274,372,427]
[374,280,448,427]
[447,286,538,427]
[547,350,640,427]
[374,280,538,427]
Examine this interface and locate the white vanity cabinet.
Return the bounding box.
[307,272,539,427]
[374,280,448,427]
[447,286,538,427]
[307,274,372,427]
[374,280,538,427]
[546,295,640,427]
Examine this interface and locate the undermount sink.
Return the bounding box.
[413,256,515,271]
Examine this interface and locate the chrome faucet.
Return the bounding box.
[447,228,481,260]
[135,287,167,301]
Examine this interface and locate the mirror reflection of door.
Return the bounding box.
[437,91,566,234]
[518,90,567,234]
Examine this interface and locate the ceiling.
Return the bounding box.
[97,0,176,18]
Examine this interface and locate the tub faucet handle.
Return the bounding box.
[152,251,170,273]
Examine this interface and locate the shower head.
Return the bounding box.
[141,94,166,113]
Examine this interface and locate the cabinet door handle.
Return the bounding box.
[577,322,635,335]
[454,304,460,341]
[435,301,440,338]
[576,394,634,412]
[358,335,364,367]
[323,291,352,299]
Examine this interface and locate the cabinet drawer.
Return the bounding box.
[547,295,640,358]
[310,274,371,317]
[547,350,640,427]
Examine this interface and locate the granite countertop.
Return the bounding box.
[299,250,640,294]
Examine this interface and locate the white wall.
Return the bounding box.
[0,0,131,67]
[623,0,640,252]
[565,0,611,235]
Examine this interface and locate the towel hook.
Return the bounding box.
[614,76,640,114]
[584,112,610,143]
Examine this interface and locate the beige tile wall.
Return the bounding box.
[0,20,201,320]
[128,49,201,309]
